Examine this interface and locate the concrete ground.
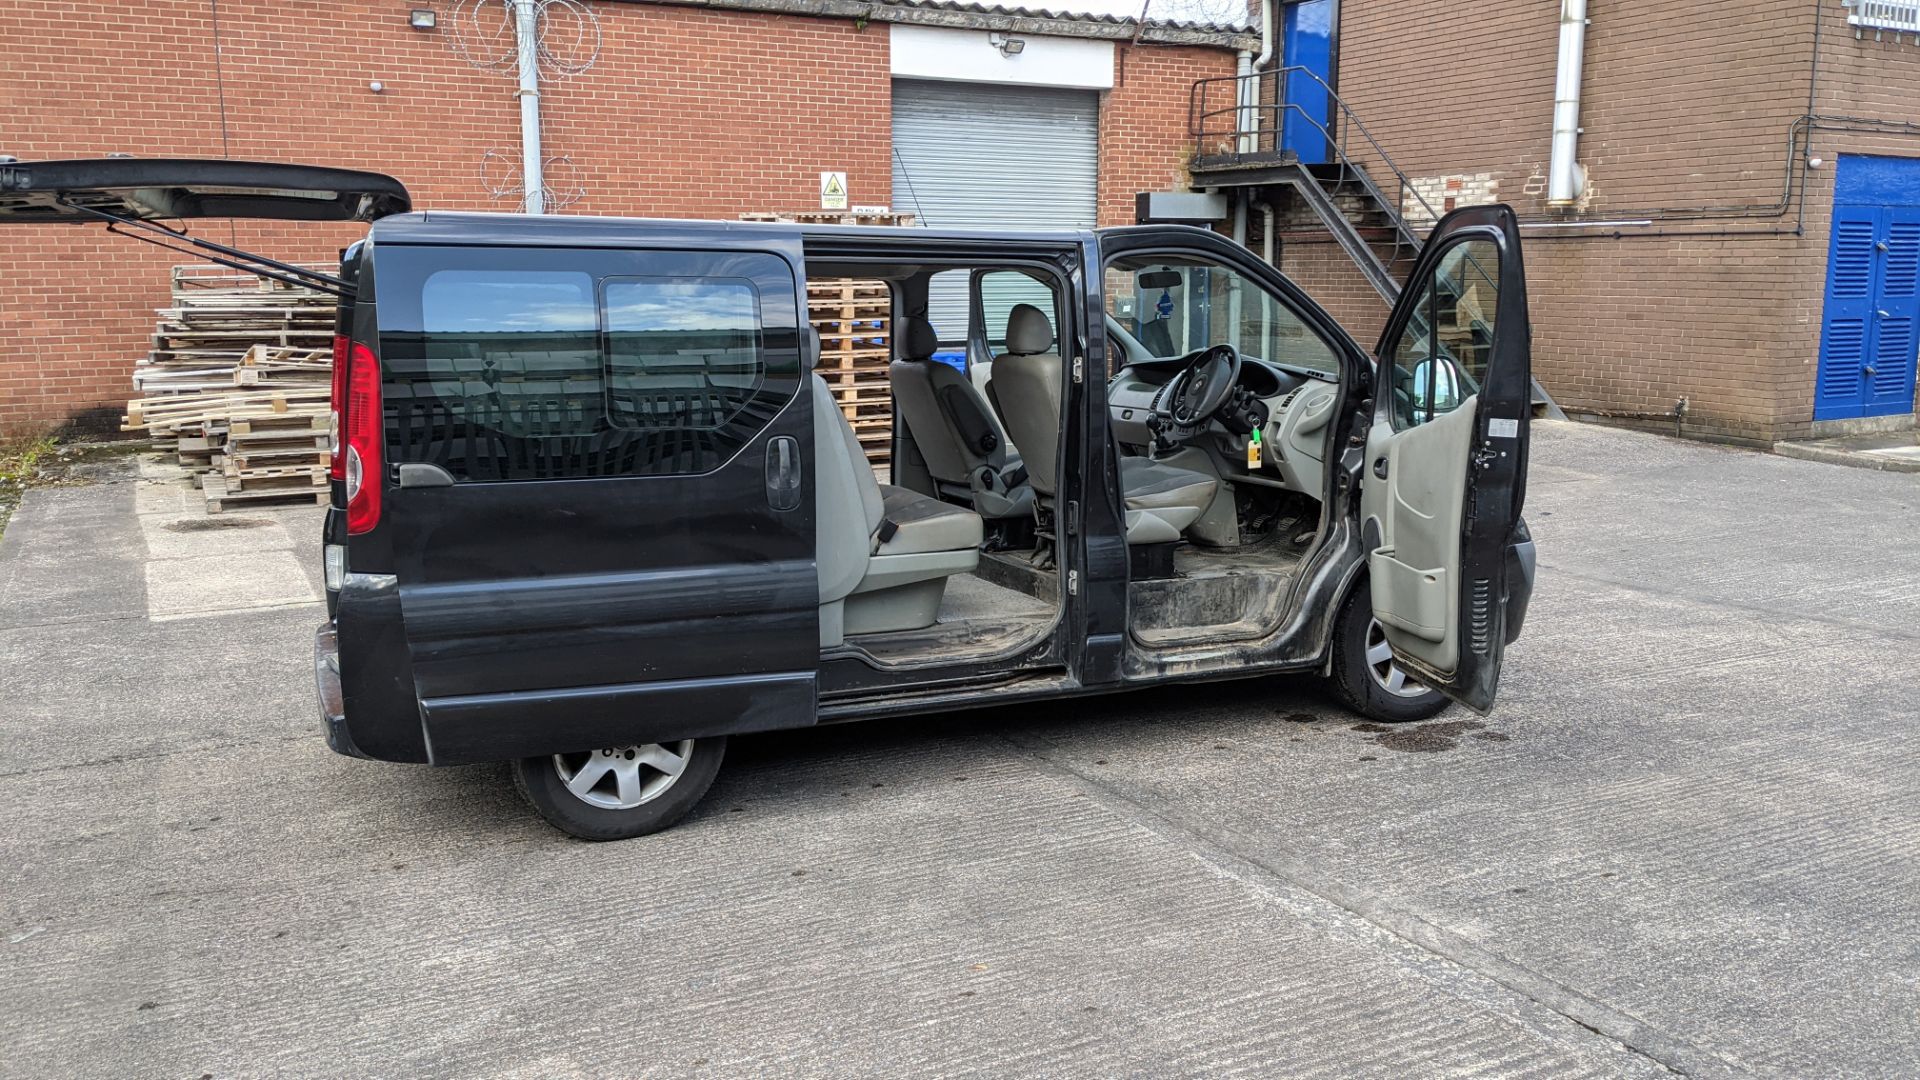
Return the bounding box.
[1776,426,1920,474]
[1,423,1916,1079]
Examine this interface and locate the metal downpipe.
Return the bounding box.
[1248,0,1276,147]
[1548,0,1589,206]
[515,0,546,214]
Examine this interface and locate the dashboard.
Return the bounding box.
[1108,355,1341,500]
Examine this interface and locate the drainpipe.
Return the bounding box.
[1236,50,1253,153]
[1260,199,1278,346]
[514,0,546,214]
[1246,0,1277,147]
[1548,0,1589,207]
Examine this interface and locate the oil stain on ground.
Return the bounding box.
[1366,718,1502,753]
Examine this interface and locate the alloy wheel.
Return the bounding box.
[552,741,695,810]
[1365,619,1429,698]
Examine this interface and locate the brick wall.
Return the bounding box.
[1292,0,1920,443]
[1099,43,1237,227]
[2,1,1230,436]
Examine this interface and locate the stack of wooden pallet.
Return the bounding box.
[123,265,337,512]
[739,210,917,228]
[741,212,914,464]
[808,279,893,463]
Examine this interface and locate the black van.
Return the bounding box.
[3,159,1535,839]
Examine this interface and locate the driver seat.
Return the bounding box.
[990,304,1219,545]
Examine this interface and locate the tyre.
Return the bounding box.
[1328,578,1450,724]
[512,737,727,840]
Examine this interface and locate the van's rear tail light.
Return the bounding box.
[329,334,350,481]
[344,341,383,535]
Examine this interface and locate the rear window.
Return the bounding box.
[376,247,799,480]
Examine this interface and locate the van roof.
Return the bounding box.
[368,210,1206,248]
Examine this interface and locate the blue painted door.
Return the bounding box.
[1816,157,1920,420]
[1279,0,1336,165]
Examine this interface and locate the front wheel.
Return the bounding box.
[513,737,727,840]
[1328,578,1449,724]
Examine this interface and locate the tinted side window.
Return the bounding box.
[605,277,763,432]
[377,247,798,480]
[1388,239,1500,430]
[417,269,600,439]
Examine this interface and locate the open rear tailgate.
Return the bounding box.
[0,158,410,223]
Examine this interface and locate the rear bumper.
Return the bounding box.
[1503,518,1536,645]
[313,623,369,759]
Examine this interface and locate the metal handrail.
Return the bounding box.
[1188,65,1441,252]
[1188,67,1530,407]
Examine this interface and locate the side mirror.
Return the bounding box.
[1411,357,1464,418]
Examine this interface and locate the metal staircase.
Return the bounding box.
[1186,65,1561,416]
[1187,65,1435,303]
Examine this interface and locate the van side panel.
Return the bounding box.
[356,237,820,765]
[420,671,816,765]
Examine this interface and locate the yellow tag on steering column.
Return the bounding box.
[1246,428,1263,469]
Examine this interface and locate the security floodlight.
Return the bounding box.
[409,9,438,30]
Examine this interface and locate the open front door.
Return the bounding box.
[1360,205,1531,713]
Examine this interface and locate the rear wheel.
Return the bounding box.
[1329,578,1449,723]
[513,737,727,840]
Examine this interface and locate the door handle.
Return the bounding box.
[1373,457,1390,479]
[765,435,801,511]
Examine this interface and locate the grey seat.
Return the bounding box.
[812,373,983,647]
[888,317,1033,520]
[989,304,1219,545]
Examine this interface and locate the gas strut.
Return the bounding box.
[56,199,354,298]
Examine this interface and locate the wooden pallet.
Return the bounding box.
[805,277,896,462]
[742,210,919,227]
[120,265,341,511]
[203,473,328,513]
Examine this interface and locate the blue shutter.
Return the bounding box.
[1816,209,1880,419]
[1867,212,1920,414]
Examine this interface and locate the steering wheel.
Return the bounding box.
[1169,344,1242,427]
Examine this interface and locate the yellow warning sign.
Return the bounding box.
[820,171,848,211]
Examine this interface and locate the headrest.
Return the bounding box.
[901,316,939,361]
[1006,304,1054,355]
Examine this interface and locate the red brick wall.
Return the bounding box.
[1290,0,1920,443]
[1099,43,1238,227]
[5,2,1231,436]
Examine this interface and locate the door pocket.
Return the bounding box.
[1368,549,1448,642]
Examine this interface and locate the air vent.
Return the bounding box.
[1468,577,1494,655]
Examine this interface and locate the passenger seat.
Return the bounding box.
[812,373,983,647]
[888,317,1033,520]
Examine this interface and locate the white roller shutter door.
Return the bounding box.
[891,79,1100,338]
